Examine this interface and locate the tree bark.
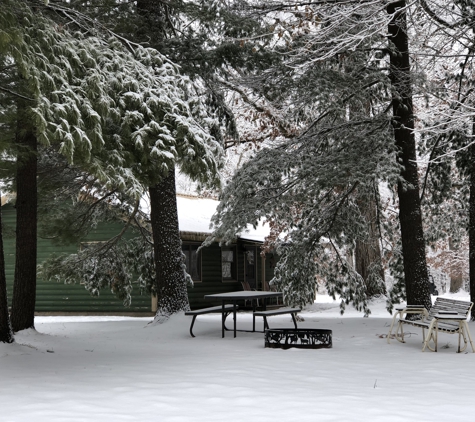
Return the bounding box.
[355,189,385,297]
[10,115,38,332]
[387,1,431,309]
[136,0,190,320]
[0,197,14,343]
[448,237,463,293]
[149,168,190,322]
[469,122,475,319]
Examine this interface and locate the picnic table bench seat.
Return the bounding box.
[253,307,301,330]
[185,305,237,337]
[387,297,474,352]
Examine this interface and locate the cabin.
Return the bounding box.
[1,195,276,315]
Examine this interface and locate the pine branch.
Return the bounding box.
[218,78,297,139]
[0,86,35,102]
[419,0,459,29]
[322,181,359,238]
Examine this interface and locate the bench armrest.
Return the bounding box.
[395,305,429,318]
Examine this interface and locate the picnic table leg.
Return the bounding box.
[291,312,298,329]
[221,302,225,338]
[189,315,197,338]
[233,300,237,338]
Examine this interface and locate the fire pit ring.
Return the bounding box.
[265,328,332,349]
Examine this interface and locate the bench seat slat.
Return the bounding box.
[185,304,236,316]
[253,307,301,317]
[253,307,301,330]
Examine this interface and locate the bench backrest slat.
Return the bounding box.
[427,298,473,320]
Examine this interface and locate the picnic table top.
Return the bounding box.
[204,291,283,301]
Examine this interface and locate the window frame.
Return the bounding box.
[221,245,237,282]
[182,243,202,283]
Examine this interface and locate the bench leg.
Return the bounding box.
[189,315,197,338]
[464,321,475,353]
[422,320,437,352]
[262,316,269,330]
[395,320,405,343]
[389,312,407,344]
[459,321,474,353]
[458,325,466,353]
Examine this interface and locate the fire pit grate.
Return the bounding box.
[265,328,332,349]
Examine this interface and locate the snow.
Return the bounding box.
[176,195,270,241]
[176,195,218,233]
[2,292,474,421]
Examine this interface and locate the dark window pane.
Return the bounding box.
[182,244,201,281]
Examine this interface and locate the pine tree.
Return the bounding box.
[386,1,431,309]
[206,1,433,312]
[416,0,475,317]
[0,0,221,329]
[59,0,271,320]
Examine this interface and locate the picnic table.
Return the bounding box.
[204,291,283,338]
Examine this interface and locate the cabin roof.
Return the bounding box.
[176,195,269,242]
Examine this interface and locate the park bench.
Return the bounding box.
[185,305,237,337]
[387,297,475,352]
[253,307,301,330]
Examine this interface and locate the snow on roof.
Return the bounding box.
[176,195,217,234]
[176,195,269,242]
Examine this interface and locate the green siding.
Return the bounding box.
[2,204,275,313]
[2,204,151,313]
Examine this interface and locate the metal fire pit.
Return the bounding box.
[265,328,332,349]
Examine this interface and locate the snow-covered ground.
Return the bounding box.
[1,292,474,422]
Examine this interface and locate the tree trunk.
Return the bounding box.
[387,1,431,309]
[469,122,475,319]
[136,0,190,321]
[10,117,38,332]
[355,189,385,297]
[149,168,190,322]
[0,197,14,343]
[448,238,463,293]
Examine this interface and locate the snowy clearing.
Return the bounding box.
[1,292,474,422]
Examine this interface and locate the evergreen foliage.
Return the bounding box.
[207,106,398,312]
[206,0,434,312]
[1,0,221,193]
[0,0,222,321]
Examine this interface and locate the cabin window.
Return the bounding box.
[221,246,237,281]
[182,243,202,282]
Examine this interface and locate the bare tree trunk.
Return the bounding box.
[387,1,431,309]
[0,197,14,343]
[149,168,190,322]
[10,112,38,332]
